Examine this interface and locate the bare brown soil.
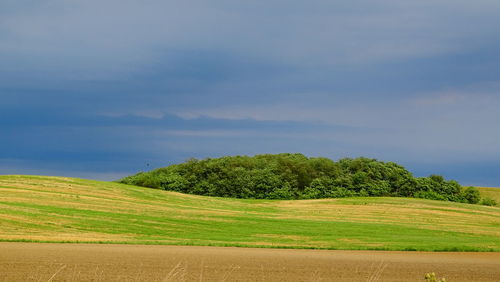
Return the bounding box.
[0,243,499,281]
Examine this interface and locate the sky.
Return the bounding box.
[1,0,500,186]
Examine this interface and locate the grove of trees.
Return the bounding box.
[120,153,488,204]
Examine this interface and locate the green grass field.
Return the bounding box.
[0,175,499,251]
[477,187,500,203]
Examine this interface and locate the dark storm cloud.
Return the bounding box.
[1,0,500,185]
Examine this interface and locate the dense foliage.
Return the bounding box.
[120,153,484,204]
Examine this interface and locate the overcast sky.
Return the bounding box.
[1,0,500,186]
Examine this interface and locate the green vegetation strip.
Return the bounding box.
[121,154,494,206]
[0,175,499,251]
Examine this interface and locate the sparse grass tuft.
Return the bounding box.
[424,272,446,282]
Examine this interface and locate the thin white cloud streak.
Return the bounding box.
[171,82,500,160]
[0,159,127,181]
[161,129,255,138]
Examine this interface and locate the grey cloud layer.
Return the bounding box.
[1,0,500,185]
[2,0,500,76]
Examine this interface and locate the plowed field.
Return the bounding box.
[1,243,499,281]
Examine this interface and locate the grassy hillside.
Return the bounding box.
[477,187,500,203]
[0,175,499,251]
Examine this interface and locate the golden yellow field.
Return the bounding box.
[477,187,500,203]
[0,175,499,251]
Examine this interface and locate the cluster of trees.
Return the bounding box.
[120,153,488,204]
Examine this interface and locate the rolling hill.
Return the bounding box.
[476,187,500,203]
[0,175,499,251]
